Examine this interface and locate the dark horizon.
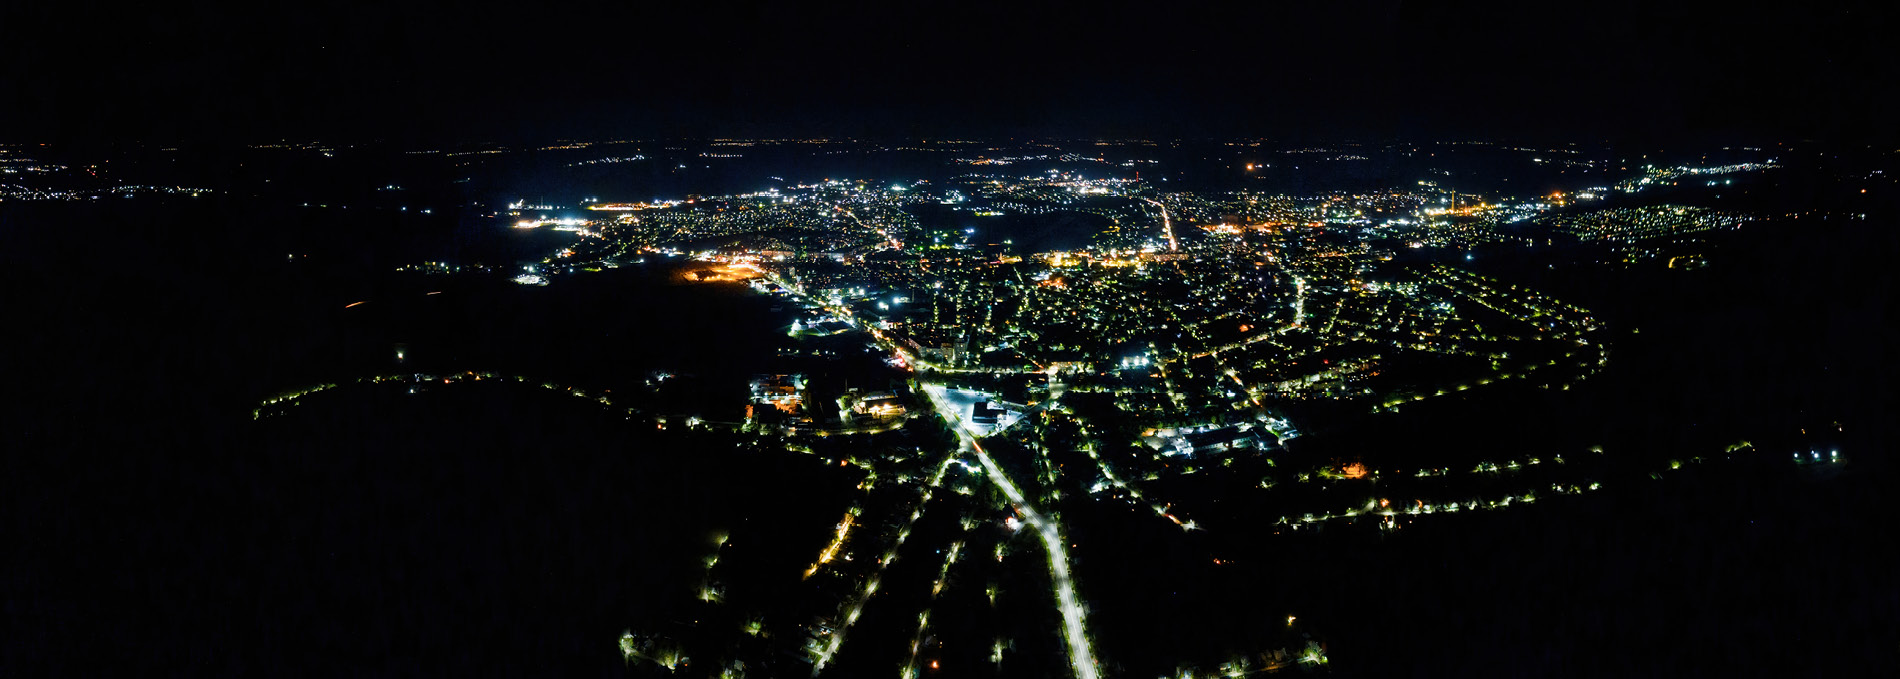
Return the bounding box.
[6,1,1895,146]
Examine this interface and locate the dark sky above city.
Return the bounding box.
[4,0,1893,144]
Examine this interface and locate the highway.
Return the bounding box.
[1137,196,1178,252]
[922,384,1099,679]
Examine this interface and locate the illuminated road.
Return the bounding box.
[836,204,903,250]
[1137,197,1178,252]
[761,270,1039,375]
[922,384,1098,679]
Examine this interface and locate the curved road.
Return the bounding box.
[1137,196,1178,252]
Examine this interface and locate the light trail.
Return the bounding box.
[1137,196,1178,252]
[923,385,1098,679]
[836,204,903,250]
[804,512,856,579]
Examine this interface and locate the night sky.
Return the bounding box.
[6,4,1900,677]
[5,1,1894,143]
